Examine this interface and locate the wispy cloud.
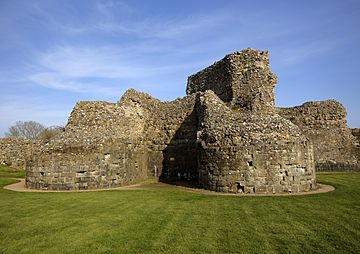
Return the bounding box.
[26,72,116,95]
[96,0,135,15]
[270,37,344,68]
[21,44,207,94]
[50,2,230,40]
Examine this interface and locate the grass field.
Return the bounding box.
[0,165,359,254]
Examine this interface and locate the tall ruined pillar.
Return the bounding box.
[187,48,277,113]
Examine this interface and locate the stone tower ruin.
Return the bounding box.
[24,48,320,193]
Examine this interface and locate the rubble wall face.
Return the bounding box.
[0,138,37,169]
[196,91,316,193]
[26,95,151,190]
[26,90,199,190]
[198,143,315,193]
[187,48,277,113]
[352,128,360,162]
[352,128,360,142]
[277,101,360,171]
[26,139,148,190]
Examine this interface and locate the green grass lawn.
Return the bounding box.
[0,166,359,254]
[0,164,25,178]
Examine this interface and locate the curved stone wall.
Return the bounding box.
[196,91,316,193]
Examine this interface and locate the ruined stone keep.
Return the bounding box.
[1,48,357,193]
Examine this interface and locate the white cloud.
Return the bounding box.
[56,5,230,40]
[26,72,114,95]
[270,37,344,68]
[96,0,135,15]
[275,45,333,66]
[21,44,207,94]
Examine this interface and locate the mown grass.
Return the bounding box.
[0,168,359,254]
[0,164,25,178]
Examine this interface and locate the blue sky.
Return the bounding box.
[0,0,359,136]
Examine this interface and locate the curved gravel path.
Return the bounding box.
[3,179,335,196]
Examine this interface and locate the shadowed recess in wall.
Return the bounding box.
[160,108,199,186]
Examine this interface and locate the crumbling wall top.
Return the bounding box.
[187,48,277,113]
[197,90,304,146]
[277,99,347,130]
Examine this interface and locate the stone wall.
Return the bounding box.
[195,90,315,193]
[26,89,199,190]
[187,48,277,113]
[0,138,38,169]
[351,128,360,143]
[277,101,359,171]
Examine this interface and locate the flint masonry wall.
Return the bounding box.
[26,89,198,190]
[352,129,360,162]
[26,99,150,190]
[195,91,315,193]
[187,48,277,113]
[352,128,360,143]
[186,49,316,193]
[277,101,360,171]
[0,138,38,169]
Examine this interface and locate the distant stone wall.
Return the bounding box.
[277,101,359,172]
[351,128,360,165]
[0,138,37,169]
[187,48,277,113]
[351,128,360,143]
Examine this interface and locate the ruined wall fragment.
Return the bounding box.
[351,128,360,143]
[196,91,316,193]
[277,101,359,171]
[0,138,38,169]
[25,89,198,190]
[187,48,277,113]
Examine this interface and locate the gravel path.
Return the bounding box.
[3,179,335,196]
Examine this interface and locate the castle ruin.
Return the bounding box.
[1,48,359,193]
